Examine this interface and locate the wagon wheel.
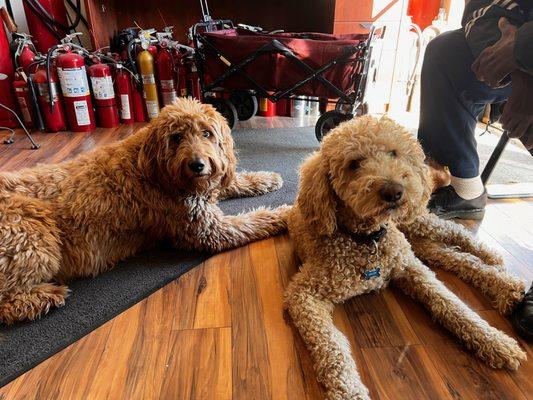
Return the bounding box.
[315,110,352,142]
[204,98,238,129]
[229,90,258,121]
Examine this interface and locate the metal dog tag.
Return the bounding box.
[363,267,381,280]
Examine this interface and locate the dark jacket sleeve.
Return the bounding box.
[462,0,526,59]
[515,21,533,74]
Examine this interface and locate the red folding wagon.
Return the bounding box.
[189,1,379,141]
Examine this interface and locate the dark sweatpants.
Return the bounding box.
[417,29,512,179]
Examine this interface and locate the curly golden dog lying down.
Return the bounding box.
[0,98,288,325]
[284,115,526,400]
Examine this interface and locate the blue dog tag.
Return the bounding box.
[363,267,381,280]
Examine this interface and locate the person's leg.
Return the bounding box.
[418,29,511,218]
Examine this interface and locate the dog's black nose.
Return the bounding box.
[379,182,404,203]
[188,159,206,173]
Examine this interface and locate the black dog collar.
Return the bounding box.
[339,225,387,245]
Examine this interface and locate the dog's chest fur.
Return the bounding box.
[315,227,409,300]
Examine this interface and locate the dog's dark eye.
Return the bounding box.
[203,130,212,138]
[389,150,397,157]
[349,159,362,170]
[171,134,182,144]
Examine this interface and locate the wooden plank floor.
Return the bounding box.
[0,118,532,400]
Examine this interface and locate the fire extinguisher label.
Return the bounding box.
[142,74,155,84]
[57,67,90,97]
[162,91,177,105]
[160,79,174,90]
[146,100,159,119]
[120,94,131,120]
[73,100,91,126]
[37,82,60,101]
[90,76,115,100]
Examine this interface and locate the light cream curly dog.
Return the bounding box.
[284,115,526,400]
[0,98,288,325]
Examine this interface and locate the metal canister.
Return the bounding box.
[308,96,320,117]
[290,97,307,118]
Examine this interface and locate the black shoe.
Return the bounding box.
[512,284,533,341]
[428,185,486,220]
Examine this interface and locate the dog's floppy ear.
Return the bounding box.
[137,124,176,189]
[296,151,337,236]
[137,126,162,178]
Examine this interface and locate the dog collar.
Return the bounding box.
[339,225,387,245]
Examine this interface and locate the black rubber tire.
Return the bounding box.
[315,110,352,142]
[229,90,258,121]
[204,98,238,129]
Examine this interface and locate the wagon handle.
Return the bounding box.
[199,0,211,23]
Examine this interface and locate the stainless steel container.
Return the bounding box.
[308,96,320,117]
[290,98,307,118]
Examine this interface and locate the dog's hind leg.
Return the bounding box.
[284,271,370,400]
[0,195,67,325]
[394,256,526,370]
[400,213,504,268]
[410,238,525,315]
[217,171,283,200]
[0,284,68,324]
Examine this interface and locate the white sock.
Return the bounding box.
[450,175,485,200]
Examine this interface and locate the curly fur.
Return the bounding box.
[0,98,288,325]
[283,115,526,400]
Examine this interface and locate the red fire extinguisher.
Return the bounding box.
[187,59,202,101]
[156,43,177,107]
[56,48,96,132]
[17,42,37,74]
[259,96,276,117]
[33,65,67,132]
[87,61,119,128]
[22,0,69,54]
[114,64,134,124]
[175,51,188,97]
[13,71,35,127]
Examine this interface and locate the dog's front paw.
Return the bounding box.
[477,332,526,370]
[247,171,283,194]
[494,278,527,315]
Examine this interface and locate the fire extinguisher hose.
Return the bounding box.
[0,102,40,149]
[127,38,139,75]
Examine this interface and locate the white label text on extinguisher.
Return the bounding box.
[90,76,115,100]
[37,82,60,101]
[146,100,159,119]
[160,79,174,90]
[73,100,91,126]
[160,79,177,105]
[120,94,131,120]
[57,67,90,97]
[142,74,155,84]
[162,91,177,105]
